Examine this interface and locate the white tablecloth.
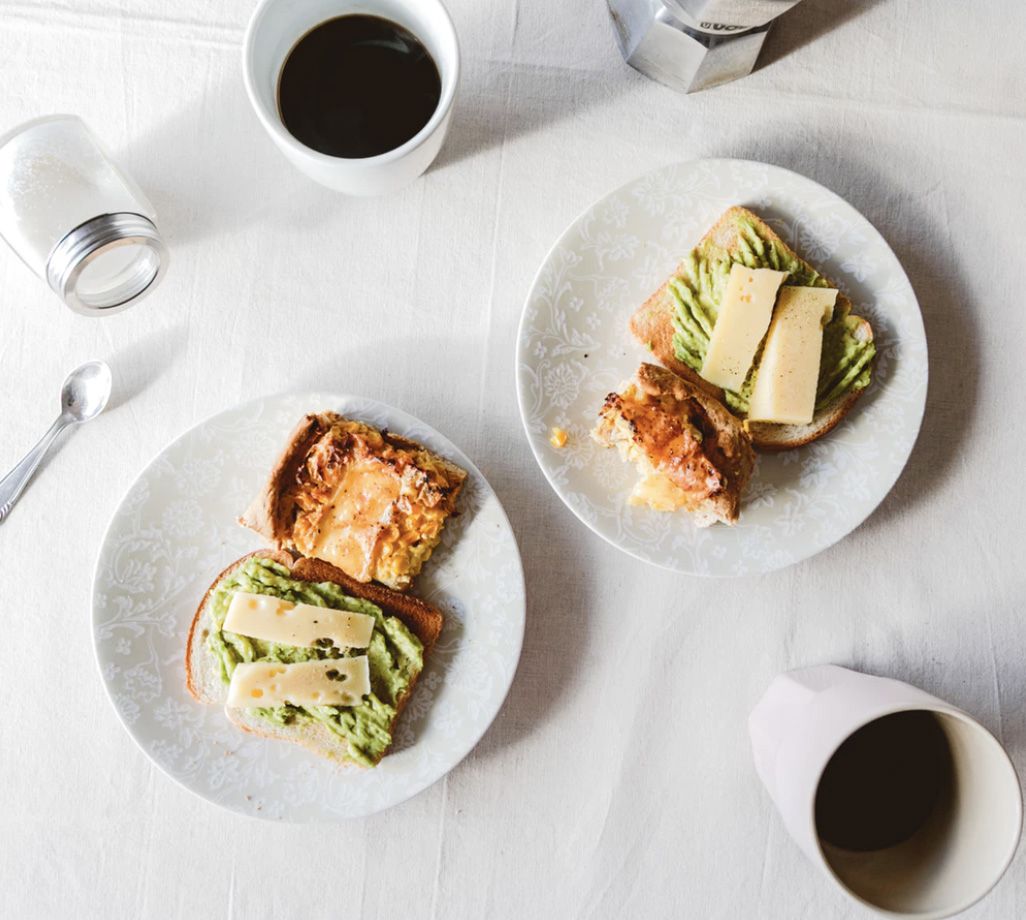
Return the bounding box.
[2,1,1024,917]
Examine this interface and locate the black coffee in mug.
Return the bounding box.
[278,15,441,159]
[815,710,953,852]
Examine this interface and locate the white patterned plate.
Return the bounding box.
[516,159,927,576]
[92,393,525,820]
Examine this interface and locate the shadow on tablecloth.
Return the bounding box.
[432,58,635,173]
[759,0,891,71]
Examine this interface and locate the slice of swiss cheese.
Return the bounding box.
[700,264,789,390]
[222,592,375,650]
[747,286,838,425]
[226,657,371,708]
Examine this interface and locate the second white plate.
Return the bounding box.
[516,159,927,576]
[93,393,525,820]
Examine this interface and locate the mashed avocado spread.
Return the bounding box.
[208,556,423,767]
[668,216,875,415]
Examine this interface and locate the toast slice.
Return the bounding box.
[186,550,443,767]
[630,206,875,450]
[592,363,755,526]
[240,413,467,591]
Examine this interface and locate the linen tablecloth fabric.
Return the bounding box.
[0,1,1024,917]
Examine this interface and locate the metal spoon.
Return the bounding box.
[0,360,112,523]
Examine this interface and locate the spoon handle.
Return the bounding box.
[0,416,69,524]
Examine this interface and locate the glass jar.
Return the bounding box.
[0,114,168,315]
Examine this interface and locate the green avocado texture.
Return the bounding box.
[208,556,424,767]
[668,216,875,415]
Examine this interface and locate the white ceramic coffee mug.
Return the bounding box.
[749,665,1022,918]
[243,0,459,195]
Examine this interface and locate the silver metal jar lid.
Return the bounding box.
[46,212,169,316]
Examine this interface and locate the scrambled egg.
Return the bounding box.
[288,418,465,591]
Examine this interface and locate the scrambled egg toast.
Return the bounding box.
[592,363,755,527]
[241,413,466,591]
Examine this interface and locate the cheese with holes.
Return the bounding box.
[701,264,789,390]
[222,592,375,650]
[747,286,838,425]
[226,657,371,708]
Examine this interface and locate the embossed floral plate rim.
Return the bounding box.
[515,158,928,576]
[92,392,525,821]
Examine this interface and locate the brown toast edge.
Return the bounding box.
[238,414,324,546]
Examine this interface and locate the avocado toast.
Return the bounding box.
[630,206,876,450]
[187,550,443,767]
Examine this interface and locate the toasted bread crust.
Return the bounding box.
[185,550,443,766]
[239,417,322,547]
[629,206,874,450]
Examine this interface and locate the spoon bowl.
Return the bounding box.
[0,359,113,522]
[61,360,112,423]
